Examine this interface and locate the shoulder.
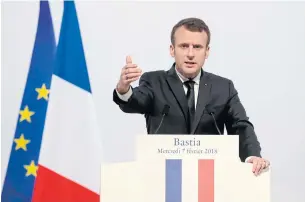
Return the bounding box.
[204,71,233,84]
[204,71,238,95]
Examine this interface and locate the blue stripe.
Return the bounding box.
[1,1,56,201]
[54,1,92,93]
[165,159,182,202]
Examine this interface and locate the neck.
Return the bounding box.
[176,69,200,80]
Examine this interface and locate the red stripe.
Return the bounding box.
[32,164,99,202]
[198,159,214,202]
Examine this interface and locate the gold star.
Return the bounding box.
[19,106,35,123]
[24,160,38,177]
[35,83,50,100]
[14,134,30,151]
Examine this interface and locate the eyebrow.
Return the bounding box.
[178,43,204,47]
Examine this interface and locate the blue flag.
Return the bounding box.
[1,1,56,201]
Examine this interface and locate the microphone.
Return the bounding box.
[154,104,170,134]
[206,107,222,135]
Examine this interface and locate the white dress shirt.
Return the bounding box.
[175,69,201,109]
[116,68,253,163]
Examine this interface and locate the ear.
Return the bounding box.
[170,44,175,57]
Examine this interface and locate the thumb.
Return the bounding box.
[126,55,132,64]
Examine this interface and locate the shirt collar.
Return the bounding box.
[175,66,201,85]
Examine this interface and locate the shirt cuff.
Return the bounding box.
[245,156,254,163]
[116,87,132,102]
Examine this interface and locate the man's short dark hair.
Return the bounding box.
[171,17,211,47]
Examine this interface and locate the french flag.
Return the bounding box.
[100,159,215,202]
[165,159,214,202]
[2,1,102,202]
[141,159,215,202]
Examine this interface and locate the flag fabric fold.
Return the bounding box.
[32,1,102,201]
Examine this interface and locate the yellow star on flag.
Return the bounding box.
[19,105,35,123]
[35,83,50,100]
[24,160,38,177]
[14,134,30,151]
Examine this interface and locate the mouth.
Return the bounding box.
[184,61,196,67]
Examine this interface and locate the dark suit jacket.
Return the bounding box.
[113,63,261,161]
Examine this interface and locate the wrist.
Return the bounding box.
[116,84,130,95]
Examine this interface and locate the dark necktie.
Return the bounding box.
[184,80,195,133]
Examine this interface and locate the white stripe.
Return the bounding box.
[39,75,102,194]
[140,159,166,202]
[182,159,198,202]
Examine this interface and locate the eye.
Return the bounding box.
[179,44,189,48]
[193,45,203,49]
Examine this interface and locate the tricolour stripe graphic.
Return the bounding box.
[182,158,198,202]
[165,159,182,202]
[198,159,214,202]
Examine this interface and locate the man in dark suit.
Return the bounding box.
[113,17,270,175]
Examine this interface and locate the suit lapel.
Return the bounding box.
[191,71,212,134]
[166,64,189,124]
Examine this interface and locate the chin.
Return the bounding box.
[183,67,198,73]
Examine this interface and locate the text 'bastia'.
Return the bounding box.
[174,138,200,146]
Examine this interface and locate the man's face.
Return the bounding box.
[170,26,210,79]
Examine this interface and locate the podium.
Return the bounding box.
[100,135,270,202]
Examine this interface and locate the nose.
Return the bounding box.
[187,46,195,58]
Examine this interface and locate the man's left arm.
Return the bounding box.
[225,80,270,175]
